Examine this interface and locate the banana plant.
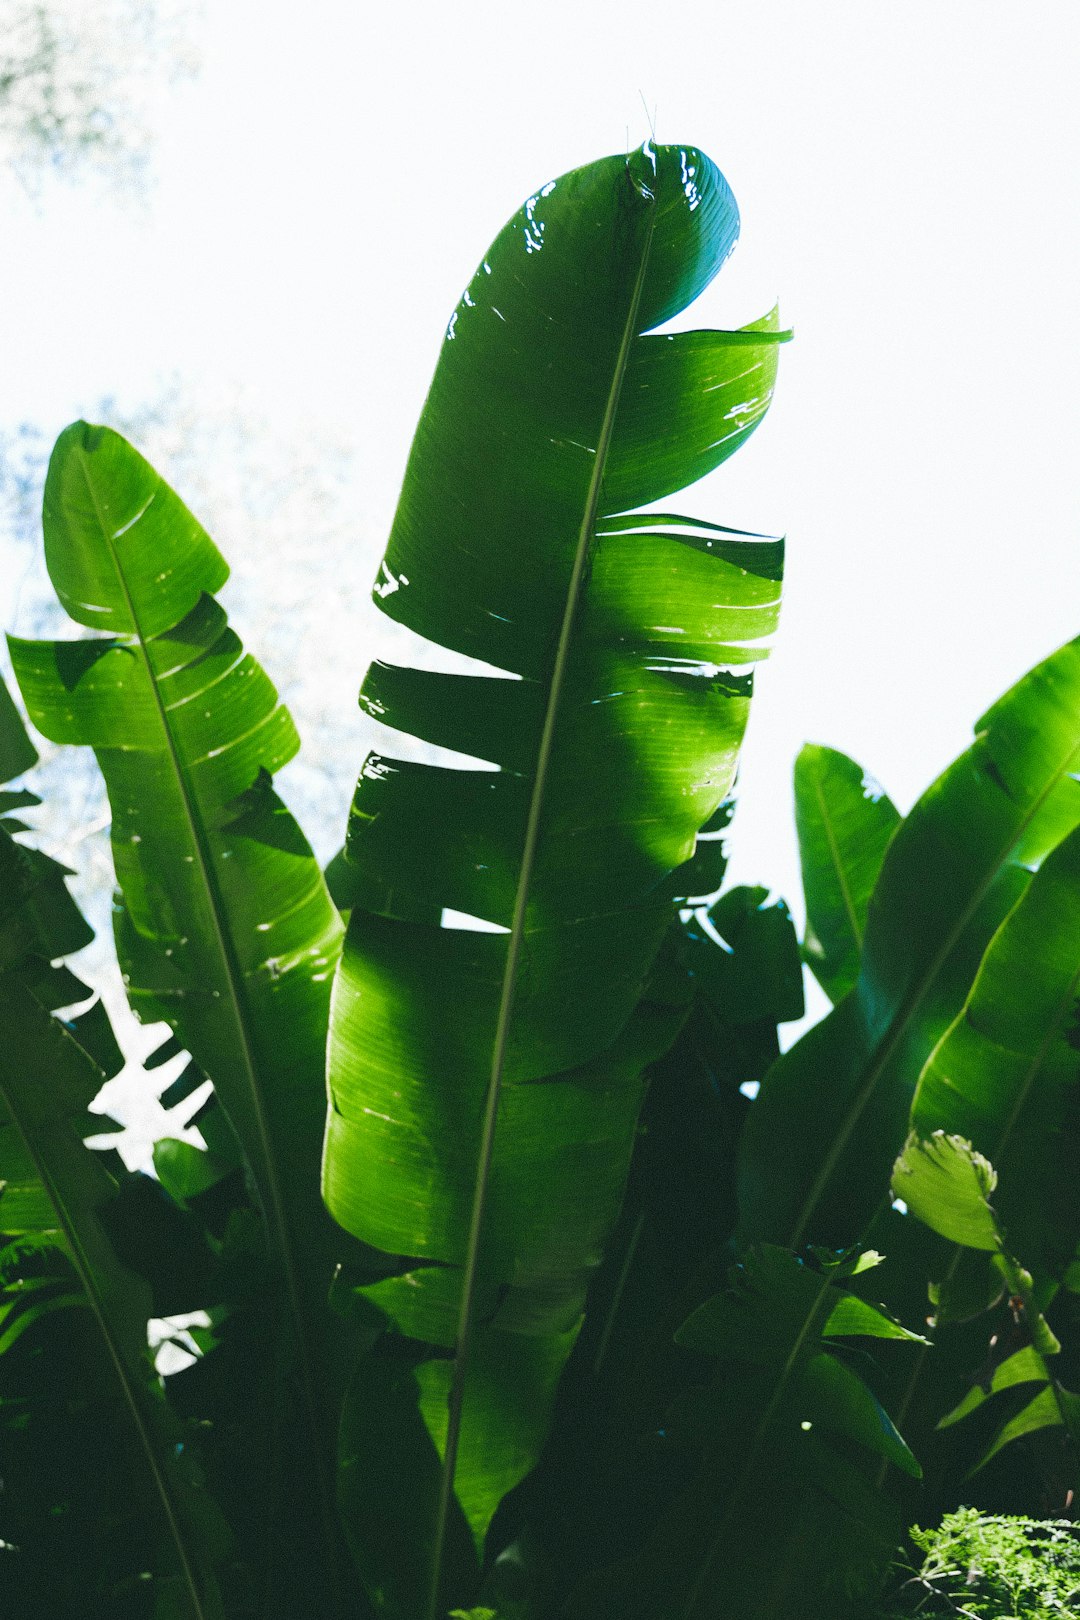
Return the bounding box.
[322,139,791,1615]
[7,428,362,1615]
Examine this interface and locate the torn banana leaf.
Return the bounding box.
[324,140,790,1609]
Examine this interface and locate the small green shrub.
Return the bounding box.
[884,1510,1080,1619]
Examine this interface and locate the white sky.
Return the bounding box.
[3,1,1080,1032]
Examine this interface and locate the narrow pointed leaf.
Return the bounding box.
[800,1352,922,1477]
[821,1292,929,1343]
[794,744,899,1002]
[976,1385,1080,1470]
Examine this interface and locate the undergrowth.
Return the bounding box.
[882,1510,1080,1618]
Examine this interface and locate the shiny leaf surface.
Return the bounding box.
[8,424,357,1614]
[9,424,344,1313]
[324,141,788,1592]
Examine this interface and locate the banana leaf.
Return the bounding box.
[0,676,226,1618]
[7,426,356,1611]
[323,141,790,1609]
[738,637,1080,1254]
[794,744,899,1003]
[480,889,803,1611]
[9,421,344,1299]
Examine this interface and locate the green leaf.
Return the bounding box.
[975,1384,1080,1469]
[800,1352,921,1477]
[794,744,899,1003]
[0,672,38,783]
[891,1131,999,1251]
[691,886,805,1026]
[937,1344,1047,1427]
[911,820,1080,1289]
[8,422,356,1612]
[821,1292,929,1343]
[890,1131,1080,1471]
[9,424,344,1298]
[739,637,1080,1254]
[323,141,789,1603]
[0,809,225,1615]
[493,900,802,1613]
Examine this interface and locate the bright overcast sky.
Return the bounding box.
[3,0,1080,967]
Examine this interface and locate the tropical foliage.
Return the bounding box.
[881,1510,1080,1619]
[1,138,1077,1619]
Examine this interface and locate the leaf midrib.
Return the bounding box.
[76,449,335,1598]
[425,169,660,1620]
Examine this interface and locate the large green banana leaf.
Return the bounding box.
[324,141,789,1604]
[0,675,226,1618]
[7,426,353,1607]
[738,637,1080,1253]
[794,743,900,1003]
[9,424,344,1304]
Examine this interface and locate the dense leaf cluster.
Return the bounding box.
[1,140,1077,1619]
[883,1511,1080,1619]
